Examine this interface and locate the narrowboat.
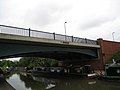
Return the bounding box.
[100,60,120,81]
[31,65,96,78]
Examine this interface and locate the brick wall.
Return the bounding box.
[98,38,120,65]
[86,39,120,70]
[58,39,120,70]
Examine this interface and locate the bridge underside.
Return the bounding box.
[0,40,99,62]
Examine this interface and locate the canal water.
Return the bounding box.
[2,73,120,90]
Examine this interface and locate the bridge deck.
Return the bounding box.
[0,33,100,48]
[0,25,100,48]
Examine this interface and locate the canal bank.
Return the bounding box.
[0,80,15,90]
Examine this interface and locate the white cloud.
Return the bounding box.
[0,0,120,41]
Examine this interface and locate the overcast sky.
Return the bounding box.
[0,0,120,41]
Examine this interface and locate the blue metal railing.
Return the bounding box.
[0,25,97,45]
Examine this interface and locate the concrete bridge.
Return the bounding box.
[0,25,100,62]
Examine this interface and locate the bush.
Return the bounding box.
[107,51,120,64]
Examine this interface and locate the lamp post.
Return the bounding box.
[64,22,67,41]
[112,32,115,41]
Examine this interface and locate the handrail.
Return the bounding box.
[0,25,97,45]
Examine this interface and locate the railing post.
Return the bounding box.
[71,36,73,42]
[29,28,31,37]
[53,32,55,40]
[85,38,87,44]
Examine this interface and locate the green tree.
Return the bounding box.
[19,57,58,68]
[0,60,15,67]
[107,51,120,64]
[112,51,120,61]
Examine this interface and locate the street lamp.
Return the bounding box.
[112,32,115,41]
[64,22,67,41]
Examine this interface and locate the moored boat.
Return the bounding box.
[31,65,96,78]
[99,60,120,81]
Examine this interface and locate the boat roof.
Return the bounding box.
[107,63,120,67]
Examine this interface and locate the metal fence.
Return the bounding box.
[0,25,97,45]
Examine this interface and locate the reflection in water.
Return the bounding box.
[19,73,46,90]
[6,73,120,90]
[88,81,96,84]
[7,74,31,90]
[46,84,56,90]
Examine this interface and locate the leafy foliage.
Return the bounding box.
[111,51,120,61]
[0,57,58,68]
[19,57,58,68]
[0,60,16,67]
[107,51,120,64]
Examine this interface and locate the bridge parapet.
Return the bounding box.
[0,25,97,45]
